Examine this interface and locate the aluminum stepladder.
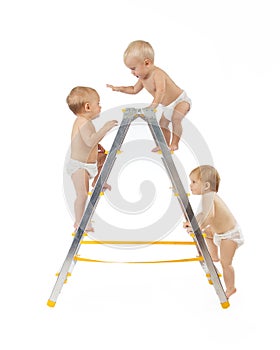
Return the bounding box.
[47,107,229,309]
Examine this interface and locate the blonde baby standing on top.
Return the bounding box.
[107,40,192,151]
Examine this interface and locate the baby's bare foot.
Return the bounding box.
[226,288,237,298]
[103,183,112,191]
[151,146,161,152]
[169,144,178,151]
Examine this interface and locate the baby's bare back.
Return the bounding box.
[70,118,98,163]
[212,194,236,234]
[142,67,183,106]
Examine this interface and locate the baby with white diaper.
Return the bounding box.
[66,86,117,232]
[184,165,244,298]
[107,40,191,151]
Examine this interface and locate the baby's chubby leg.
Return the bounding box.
[170,101,190,151]
[205,237,220,262]
[201,227,220,262]
[220,239,238,298]
[71,169,94,232]
[151,114,170,152]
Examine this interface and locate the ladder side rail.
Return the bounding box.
[82,115,134,228]
[87,108,137,209]
[144,110,228,304]
[80,107,137,233]
[160,156,203,258]
[159,146,221,286]
[47,109,136,306]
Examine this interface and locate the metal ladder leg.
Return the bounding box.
[142,108,229,308]
[47,109,137,307]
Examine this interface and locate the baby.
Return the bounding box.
[66,86,117,232]
[184,165,244,298]
[107,40,191,151]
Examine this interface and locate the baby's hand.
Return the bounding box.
[98,143,106,153]
[183,221,193,233]
[146,103,158,110]
[183,221,189,229]
[104,120,118,131]
[106,84,119,92]
[202,225,213,237]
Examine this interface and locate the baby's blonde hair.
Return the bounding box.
[66,86,97,115]
[123,40,154,63]
[190,165,221,192]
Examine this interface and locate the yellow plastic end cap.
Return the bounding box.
[105,150,109,154]
[47,300,56,308]
[100,192,104,196]
[72,232,87,237]
[221,301,230,309]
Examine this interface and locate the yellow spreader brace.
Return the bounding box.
[74,255,204,264]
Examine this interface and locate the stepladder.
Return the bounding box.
[47,107,230,309]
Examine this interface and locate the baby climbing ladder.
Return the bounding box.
[47,107,230,309]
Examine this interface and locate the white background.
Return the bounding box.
[1,0,279,349]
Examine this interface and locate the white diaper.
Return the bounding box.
[161,90,192,121]
[213,225,244,248]
[66,158,98,179]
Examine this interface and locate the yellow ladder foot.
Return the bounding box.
[221,301,230,309]
[47,299,56,307]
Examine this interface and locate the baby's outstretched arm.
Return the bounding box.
[80,120,118,148]
[106,80,143,94]
[106,84,123,92]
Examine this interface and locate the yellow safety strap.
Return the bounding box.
[74,255,204,264]
[80,240,196,245]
